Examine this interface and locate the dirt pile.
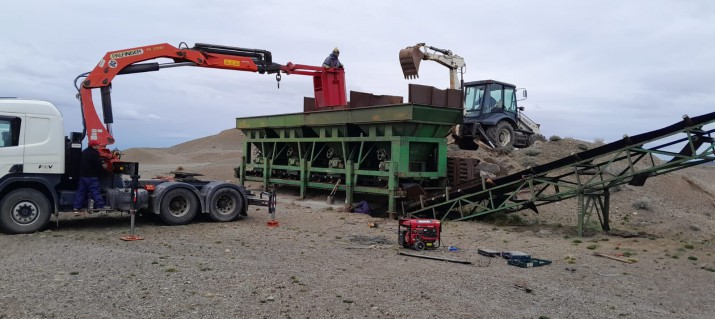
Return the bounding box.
[122,128,245,181]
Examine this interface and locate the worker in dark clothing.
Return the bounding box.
[322,47,344,69]
[350,200,371,214]
[73,139,109,212]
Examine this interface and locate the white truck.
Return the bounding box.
[0,98,269,234]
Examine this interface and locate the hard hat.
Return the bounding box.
[88,139,100,147]
[333,47,340,54]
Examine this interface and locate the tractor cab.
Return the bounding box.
[455,79,535,150]
[463,80,522,119]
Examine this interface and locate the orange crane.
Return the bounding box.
[76,42,347,166]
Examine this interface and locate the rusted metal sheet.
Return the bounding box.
[349,91,403,108]
[447,157,481,185]
[408,84,463,108]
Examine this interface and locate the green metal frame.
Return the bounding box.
[236,103,462,213]
[407,116,715,235]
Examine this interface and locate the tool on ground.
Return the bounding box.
[477,248,501,257]
[398,218,441,251]
[593,252,635,264]
[120,164,143,241]
[264,187,279,227]
[327,179,341,204]
[513,281,533,293]
[398,252,471,265]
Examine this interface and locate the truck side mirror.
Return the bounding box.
[522,89,528,98]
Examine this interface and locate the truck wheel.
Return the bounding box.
[208,187,244,222]
[0,189,52,234]
[159,188,198,225]
[487,121,515,148]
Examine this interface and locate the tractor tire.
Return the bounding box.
[208,187,244,222]
[487,121,515,148]
[159,188,199,225]
[0,189,52,234]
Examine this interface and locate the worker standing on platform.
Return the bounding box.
[323,47,344,69]
[73,140,109,212]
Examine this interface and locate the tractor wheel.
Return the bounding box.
[0,189,52,234]
[487,121,515,148]
[413,240,426,251]
[208,187,244,222]
[159,188,199,225]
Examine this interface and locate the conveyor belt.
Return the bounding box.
[405,111,715,233]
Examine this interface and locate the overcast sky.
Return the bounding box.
[1,0,714,150]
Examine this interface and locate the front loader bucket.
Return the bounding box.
[399,46,425,79]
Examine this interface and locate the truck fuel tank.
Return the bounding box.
[106,188,149,211]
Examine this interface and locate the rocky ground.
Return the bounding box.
[1,129,714,318]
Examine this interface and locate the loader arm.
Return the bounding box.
[399,43,465,89]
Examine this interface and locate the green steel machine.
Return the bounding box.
[236,67,462,215]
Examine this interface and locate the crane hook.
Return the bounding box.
[276,73,282,89]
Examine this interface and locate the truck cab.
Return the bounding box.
[456,80,539,149]
[0,99,256,234]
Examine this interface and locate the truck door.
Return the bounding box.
[0,115,24,179]
[22,114,65,175]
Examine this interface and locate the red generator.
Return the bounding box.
[398,218,441,251]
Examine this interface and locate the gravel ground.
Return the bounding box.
[2,191,714,319]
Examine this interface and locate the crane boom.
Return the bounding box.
[77,42,347,166]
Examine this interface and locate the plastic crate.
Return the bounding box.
[502,251,531,261]
[508,258,552,268]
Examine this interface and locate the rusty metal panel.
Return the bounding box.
[447,157,481,185]
[408,84,434,105]
[431,87,447,107]
[304,97,316,112]
[349,91,404,108]
[447,89,463,109]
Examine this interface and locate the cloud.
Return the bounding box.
[1,0,714,149]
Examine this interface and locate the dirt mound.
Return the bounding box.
[167,128,245,154]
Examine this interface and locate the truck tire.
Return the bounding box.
[487,121,515,148]
[208,187,244,222]
[0,189,52,234]
[159,188,198,225]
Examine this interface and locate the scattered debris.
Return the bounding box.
[593,252,635,264]
[502,251,531,261]
[398,252,472,265]
[508,258,552,268]
[345,244,390,250]
[597,272,621,277]
[478,248,501,257]
[367,222,378,228]
[513,281,533,293]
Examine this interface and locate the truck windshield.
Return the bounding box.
[464,85,486,113]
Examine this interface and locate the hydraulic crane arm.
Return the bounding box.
[77,42,282,154]
[399,43,466,89]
